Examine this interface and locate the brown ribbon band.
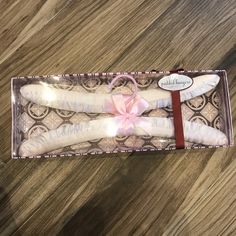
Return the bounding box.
[171,90,185,149]
[153,68,185,148]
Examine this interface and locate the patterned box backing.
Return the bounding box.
[12,71,233,158]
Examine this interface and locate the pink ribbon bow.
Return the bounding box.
[105,75,150,136]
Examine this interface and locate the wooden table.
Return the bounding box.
[0,0,236,235]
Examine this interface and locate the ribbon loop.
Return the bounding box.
[106,75,149,135]
[109,74,138,102]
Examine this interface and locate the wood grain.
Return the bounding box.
[0,0,236,235]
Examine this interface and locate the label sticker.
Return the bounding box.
[158,74,193,91]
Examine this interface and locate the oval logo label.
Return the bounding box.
[158,74,193,91]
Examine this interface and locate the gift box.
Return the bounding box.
[11,70,234,158]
